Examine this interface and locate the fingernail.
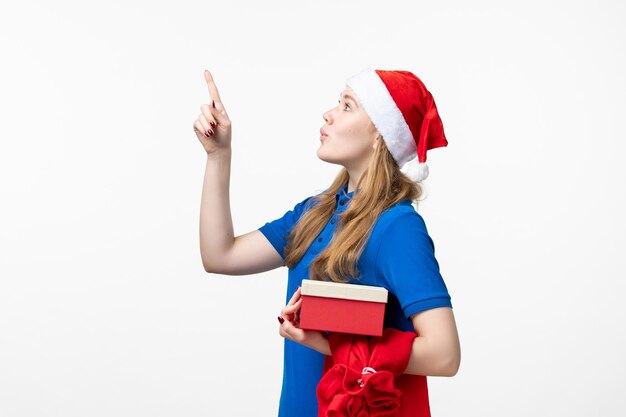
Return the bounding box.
[277,316,284,324]
[212,100,216,109]
[210,121,216,128]
[207,129,213,136]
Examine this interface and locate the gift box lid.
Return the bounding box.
[301,279,388,303]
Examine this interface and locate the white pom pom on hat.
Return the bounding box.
[400,157,429,182]
[345,67,448,182]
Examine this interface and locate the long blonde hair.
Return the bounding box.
[284,135,425,282]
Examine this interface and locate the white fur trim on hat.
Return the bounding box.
[345,67,417,166]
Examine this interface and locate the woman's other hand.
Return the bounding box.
[278,286,331,356]
[193,70,232,154]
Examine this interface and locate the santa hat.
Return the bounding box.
[345,67,448,182]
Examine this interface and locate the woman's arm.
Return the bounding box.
[404,306,461,377]
[196,71,285,275]
[199,150,285,275]
[278,288,461,376]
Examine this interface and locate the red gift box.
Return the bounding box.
[299,279,388,337]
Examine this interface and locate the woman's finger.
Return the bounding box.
[193,120,210,137]
[203,71,231,126]
[278,316,303,342]
[204,70,224,111]
[198,114,211,135]
[200,104,217,129]
[287,286,302,306]
[283,299,302,325]
[206,96,230,126]
[281,298,302,315]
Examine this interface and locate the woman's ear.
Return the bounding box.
[372,134,381,150]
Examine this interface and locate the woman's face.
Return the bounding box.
[318,86,379,170]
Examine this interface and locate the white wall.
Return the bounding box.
[1,0,624,415]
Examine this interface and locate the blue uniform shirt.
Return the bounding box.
[258,183,453,417]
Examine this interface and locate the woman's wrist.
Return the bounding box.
[206,147,232,160]
[310,332,331,356]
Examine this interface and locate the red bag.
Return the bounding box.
[316,327,432,417]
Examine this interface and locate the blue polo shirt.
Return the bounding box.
[258,183,453,417]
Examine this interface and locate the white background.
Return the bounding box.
[1,0,625,416]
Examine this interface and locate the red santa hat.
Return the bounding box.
[345,67,448,182]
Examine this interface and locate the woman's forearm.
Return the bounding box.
[199,149,234,271]
[403,335,459,377]
[309,332,459,376]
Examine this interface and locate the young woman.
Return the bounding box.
[195,68,461,417]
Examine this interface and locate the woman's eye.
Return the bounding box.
[337,99,350,110]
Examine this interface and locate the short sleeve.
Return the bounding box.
[376,212,452,319]
[258,195,316,260]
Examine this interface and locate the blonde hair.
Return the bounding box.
[284,135,425,282]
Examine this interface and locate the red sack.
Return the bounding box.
[316,327,431,417]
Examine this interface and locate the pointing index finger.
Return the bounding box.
[204,70,223,106]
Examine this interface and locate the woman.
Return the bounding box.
[195,68,461,417]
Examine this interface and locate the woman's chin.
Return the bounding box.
[316,149,331,162]
[316,153,343,166]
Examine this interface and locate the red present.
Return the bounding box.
[299,279,388,337]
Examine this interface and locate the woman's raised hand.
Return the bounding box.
[193,70,232,154]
